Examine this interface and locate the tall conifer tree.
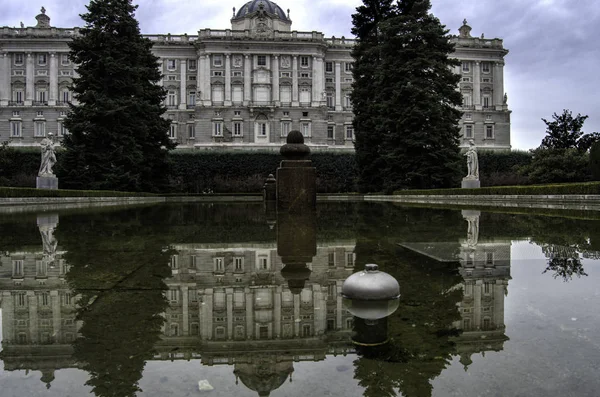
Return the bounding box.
[351,0,463,192]
[60,0,175,192]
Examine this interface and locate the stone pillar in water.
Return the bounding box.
[276,130,316,212]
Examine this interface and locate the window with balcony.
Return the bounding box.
[299,87,311,104]
[482,95,491,108]
[326,92,334,108]
[212,85,224,103]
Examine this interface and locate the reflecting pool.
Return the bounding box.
[1,202,600,397]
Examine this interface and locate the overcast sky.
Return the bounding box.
[1,0,599,151]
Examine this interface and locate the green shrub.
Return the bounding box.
[518,148,591,184]
[0,186,157,198]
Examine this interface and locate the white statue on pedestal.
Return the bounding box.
[465,139,479,179]
[38,133,57,177]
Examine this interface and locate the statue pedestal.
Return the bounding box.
[276,160,316,212]
[461,178,480,189]
[36,176,59,190]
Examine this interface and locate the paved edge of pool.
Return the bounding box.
[1,194,600,212]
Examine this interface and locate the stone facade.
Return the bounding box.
[0,3,510,151]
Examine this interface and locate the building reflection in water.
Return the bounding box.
[0,206,520,395]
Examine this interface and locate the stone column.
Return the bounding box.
[334,61,342,111]
[245,287,254,339]
[293,293,300,337]
[196,55,204,98]
[1,292,14,343]
[49,52,58,105]
[28,291,38,343]
[204,54,211,105]
[473,61,481,109]
[226,287,233,340]
[316,57,324,102]
[312,56,319,106]
[25,53,34,105]
[274,286,282,338]
[244,55,251,104]
[203,288,214,340]
[225,54,231,104]
[336,280,343,330]
[473,280,482,330]
[0,52,8,106]
[157,59,164,86]
[292,55,299,106]
[179,59,187,109]
[272,55,279,104]
[51,290,60,342]
[182,286,189,335]
[493,280,506,329]
[494,62,504,110]
[313,284,325,336]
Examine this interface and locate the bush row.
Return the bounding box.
[393,181,600,196]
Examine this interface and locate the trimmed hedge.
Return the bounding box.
[168,151,357,193]
[393,181,600,196]
[0,186,157,198]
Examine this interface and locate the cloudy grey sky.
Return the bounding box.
[1,0,599,150]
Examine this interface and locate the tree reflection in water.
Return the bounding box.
[60,207,173,397]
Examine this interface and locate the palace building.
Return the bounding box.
[0,2,511,151]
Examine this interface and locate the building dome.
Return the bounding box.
[234,0,290,22]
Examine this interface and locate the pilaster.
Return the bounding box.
[0,52,9,105]
[182,286,189,335]
[272,55,280,104]
[336,280,343,329]
[293,293,300,337]
[226,288,233,340]
[28,291,38,344]
[334,61,342,111]
[48,52,58,105]
[245,287,254,339]
[50,290,60,342]
[473,61,481,109]
[196,54,203,98]
[157,59,164,87]
[494,62,505,110]
[179,59,187,109]
[292,55,299,106]
[473,280,482,329]
[25,53,34,105]
[274,285,282,338]
[1,292,14,343]
[244,55,251,105]
[204,54,211,105]
[225,54,231,105]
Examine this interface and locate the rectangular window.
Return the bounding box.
[326,92,334,108]
[188,91,196,106]
[300,56,309,67]
[486,125,494,139]
[188,123,195,138]
[301,122,310,137]
[10,121,22,137]
[486,252,494,265]
[465,113,472,121]
[257,55,266,66]
[234,110,241,116]
[482,62,490,73]
[345,125,354,140]
[299,87,311,104]
[167,59,176,70]
[463,94,472,107]
[346,252,355,267]
[12,260,24,277]
[232,71,243,77]
[344,94,352,108]
[212,71,223,77]
[169,123,177,138]
[167,75,177,81]
[280,85,291,103]
[213,54,223,67]
[465,125,473,138]
[14,53,24,65]
[300,72,310,78]
[258,123,267,136]
[344,62,354,72]
[58,121,68,136]
[327,125,334,139]
[232,86,243,103]
[62,90,70,103]
[233,122,242,136]
[38,54,47,65]
[213,122,223,136]
[483,96,491,108]
[189,75,197,81]
[12,111,20,117]
[13,90,23,103]
[234,257,244,271]
[281,121,291,137]
[325,62,333,73]
[328,252,335,266]
[325,77,333,83]
[60,70,72,76]
[462,61,470,72]
[61,54,70,65]
[214,257,225,272]
[188,59,197,70]
[167,90,177,106]
[34,121,46,137]
[37,90,47,103]
[212,85,224,102]
[280,71,291,78]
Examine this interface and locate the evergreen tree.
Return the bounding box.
[351,0,463,192]
[60,0,175,192]
[540,110,600,152]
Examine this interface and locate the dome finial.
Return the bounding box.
[233,7,236,17]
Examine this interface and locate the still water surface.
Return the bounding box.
[0,202,599,397]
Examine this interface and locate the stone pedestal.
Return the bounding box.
[36,176,58,190]
[461,178,480,189]
[276,160,316,211]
